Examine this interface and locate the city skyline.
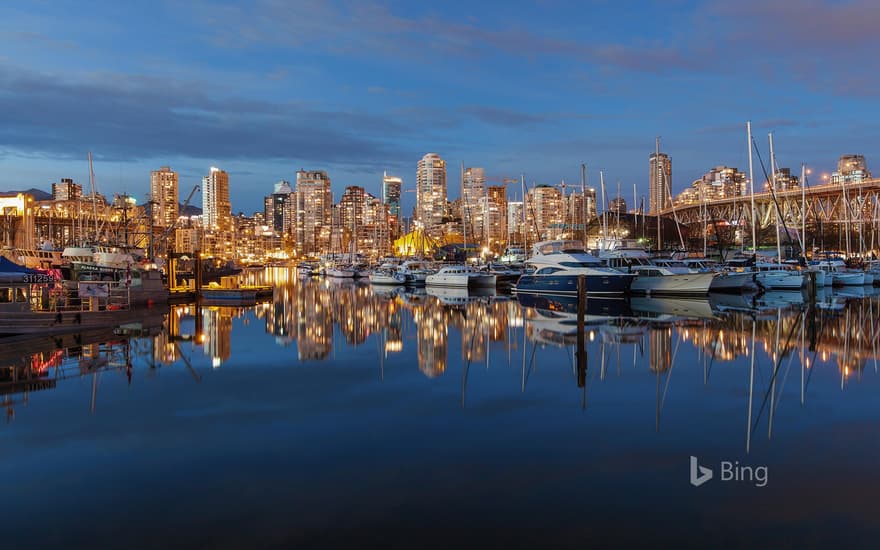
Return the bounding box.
[2,1,879,215]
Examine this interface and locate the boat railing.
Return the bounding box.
[30,280,132,313]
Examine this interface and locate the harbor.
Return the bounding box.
[3,268,880,547]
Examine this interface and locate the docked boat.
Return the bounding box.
[370,266,406,285]
[487,263,522,286]
[498,246,526,265]
[600,247,713,296]
[425,265,496,288]
[515,240,635,296]
[396,260,435,286]
[0,260,162,336]
[682,259,757,292]
[811,258,864,286]
[326,265,356,278]
[754,262,805,290]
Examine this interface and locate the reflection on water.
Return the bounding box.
[4,267,880,545]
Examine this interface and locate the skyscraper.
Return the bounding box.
[52,178,82,201]
[151,166,179,229]
[202,166,231,231]
[649,151,672,214]
[295,170,333,255]
[264,180,295,235]
[461,166,486,239]
[382,172,402,237]
[416,153,447,238]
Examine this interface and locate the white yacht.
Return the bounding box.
[369,265,406,285]
[754,262,805,290]
[515,240,635,296]
[426,265,496,288]
[325,265,356,278]
[396,260,435,285]
[498,246,526,264]
[811,258,864,286]
[682,258,757,292]
[601,248,715,296]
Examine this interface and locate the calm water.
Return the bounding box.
[3,267,880,548]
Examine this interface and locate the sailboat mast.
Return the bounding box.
[521,174,527,254]
[88,151,99,242]
[801,163,807,259]
[461,161,467,256]
[655,137,661,252]
[768,133,782,262]
[747,121,757,254]
[600,171,607,249]
[581,163,587,249]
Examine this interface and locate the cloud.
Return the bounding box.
[0,62,417,168]
[460,106,549,127]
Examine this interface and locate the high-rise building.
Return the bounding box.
[416,153,447,238]
[264,180,294,235]
[833,154,871,185]
[507,201,524,245]
[202,167,231,231]
[339,186,366,254]
[382,172,402,233]
[150,166,179,229]
[483,185,507,250]
[649,151,672,214]
[461,166,486,240]
[295,170,333,255]
[52,178,82,201]
[526,185,563,241]
[676,166,747,205]
[609,197,627,214]
[766,168,799,191]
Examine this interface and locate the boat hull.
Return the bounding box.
[630,272,716,296]
[514,273,634,296]
[709,271,756,292]
[756,271,804,290]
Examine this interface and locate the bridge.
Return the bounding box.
[657,178,880,243]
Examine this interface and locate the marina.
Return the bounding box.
[3,268,880,545]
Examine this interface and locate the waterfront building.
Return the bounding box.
[295,170,333,256]
[339,186,366,254]
[482,185,508,252]
[416,153,447,239]
[382,172,402,237]
[150,166,179,229]
[649,151,672,213]
[609,197,627,214]
[264,180,294,235]
[507,201,524,245]
[766,168,799,191]
[461,166,486,242]
[833,155,871,185]
[526,184,563,241]
[52,178,82,202]
[202,167,231,231]
[675,166,747,205]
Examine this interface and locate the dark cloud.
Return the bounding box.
[0,63,416,168]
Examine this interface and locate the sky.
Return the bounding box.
[1,0,879,215]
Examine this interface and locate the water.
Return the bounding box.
[3,268,880,547]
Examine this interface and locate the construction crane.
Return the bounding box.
[154,184,200,259]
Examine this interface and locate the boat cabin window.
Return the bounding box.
[0,288,11,302]
[15,287,27,302]
[536,267,562,275]
[559,261,598,268]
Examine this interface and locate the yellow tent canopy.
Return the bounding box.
[393,229,439,256]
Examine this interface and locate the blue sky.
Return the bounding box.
[1,0,878,214]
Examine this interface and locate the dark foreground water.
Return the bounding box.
[3,268,880,548]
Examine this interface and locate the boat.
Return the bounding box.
[498,246,526,265]
[426,285,496,306]
[0,260,163,336]
[754,262,805,290]
[396,260,436,286]
[425,265,496,288]
[515,240,635,296]
[486,263,523,286]
[326,265,356,278]
[601,247,714,296]
[630,296,717,321]
[369,266,406,285]
[811,258,864,286]
[682,259,758,292]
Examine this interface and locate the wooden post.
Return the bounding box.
[194,250,202,298]
[577,274,587,388]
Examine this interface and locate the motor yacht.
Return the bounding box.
[600,247,714,296]
[514,240,635,296]
[425,265,496,288]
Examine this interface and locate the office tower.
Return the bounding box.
[202,166,231,231]
[264,180,294,234]
[461,166,486,240]
[295,169,333,255]
[150,166,179,228]
[382,172,402,230]
[416,153,447,238]
[649,151,672,214]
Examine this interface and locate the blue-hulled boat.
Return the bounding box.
[513,240,635,296]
